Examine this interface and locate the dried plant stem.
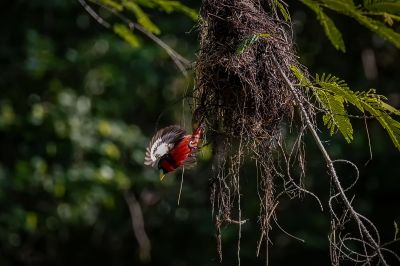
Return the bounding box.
[273,55,388,266]
[177,166,185,205]
[123,191,151,262]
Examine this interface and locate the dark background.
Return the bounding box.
[0,0,399,265]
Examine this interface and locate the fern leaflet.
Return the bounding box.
[113,24,140,48]
[290,66,400,149]
[299,0,345,52]
[122,1,161,34]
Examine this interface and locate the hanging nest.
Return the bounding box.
[193,0,312,260]
[195,0,298,138]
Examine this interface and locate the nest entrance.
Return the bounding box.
[194,0,306,261]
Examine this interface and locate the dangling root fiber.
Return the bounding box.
[193,0,311,262]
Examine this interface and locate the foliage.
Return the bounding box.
[298,0,400,51]
[88,0,197,46]
[291,66,400,149]
[299,0,345,52]
[113,23,141,48]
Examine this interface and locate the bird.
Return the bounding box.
[144,123,204,180]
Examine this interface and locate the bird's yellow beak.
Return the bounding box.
[159,171,165,181]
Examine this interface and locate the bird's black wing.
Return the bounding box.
[144,125,186,167]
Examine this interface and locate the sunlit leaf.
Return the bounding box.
[113,24,141,48]
[122,1,161,34]
[300,0,346,52]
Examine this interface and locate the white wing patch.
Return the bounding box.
[149,138,173,164]
[144,125,186,167]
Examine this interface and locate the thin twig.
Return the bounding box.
[364,117,373,165]
[178,166,185,205]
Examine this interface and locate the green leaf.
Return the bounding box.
[321,0,400,49]
[314,89,354,143]
[355,14,400,49]
[113,24,140,48]
[362,101,400,150]
[319,0,357,11]
[296,67,400,149]
[290,65,312,87]
[316,73,363,111]
[358,90,400,150]
[236,33,270,55]
[98,0,124,11]
[122,1,161,34]
[364,0,400,16]
[299,0,346,52]
[148,0,198,20]
[380,101,400,116]
[274,0,290,21]
[318,12,346,52]
[314,74,400,148]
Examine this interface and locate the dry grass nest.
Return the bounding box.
[193,0,310,260]
[194,0,300,140]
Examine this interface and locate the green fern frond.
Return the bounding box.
[113,24,140,48]
[355,14,400,48]
[319,0,400,49]
[290,67,353,142]
[273,0,291,21]
[364,0,400,16]
[122,1,161,34]
[101,0,197,48]
[133,0,156,8]
[342,0,355,4]
[316,73,363,111]
[314,89,354,142]
[147,0,198,20]
[315,75,400,148]
[319,12,346,52]
[360,95,400,150]
[98,0,124,11]
[290,67,400,148]
[319,0,357,11]
[290,65,312,87]
[299,0,346,52]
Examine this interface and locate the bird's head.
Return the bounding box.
[159,168,166,181]
[158,157,172,181]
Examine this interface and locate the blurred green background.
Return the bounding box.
[0,1,399,265]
